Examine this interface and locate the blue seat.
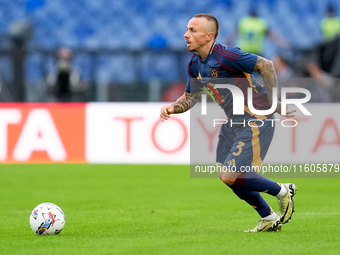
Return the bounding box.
[0,0,332,86]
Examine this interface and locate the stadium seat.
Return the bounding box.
[0,0,328,85]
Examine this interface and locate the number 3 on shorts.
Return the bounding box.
[233,142,245,156]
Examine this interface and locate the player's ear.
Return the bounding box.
[206,32,214,42]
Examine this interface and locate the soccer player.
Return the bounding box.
[159,14,297,232]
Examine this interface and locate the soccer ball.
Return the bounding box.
[29,202,65,235]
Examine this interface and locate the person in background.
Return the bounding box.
[299,33,340,102]
[226,8,290,56]
[46,47,87,102]
[320,5,340,41]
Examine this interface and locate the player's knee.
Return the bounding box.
[219,172,235,186]
[220,177,235,186]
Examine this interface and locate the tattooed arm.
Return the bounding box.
[254,56,295,117]
[160,91,200,121]
[254,56,277,107]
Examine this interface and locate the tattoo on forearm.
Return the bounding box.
[255,56,278,104]
[172,92,200,113]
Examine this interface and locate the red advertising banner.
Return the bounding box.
[0,102,339,164]
[0,103,86,163]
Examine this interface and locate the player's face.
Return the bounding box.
[184,18,210,52]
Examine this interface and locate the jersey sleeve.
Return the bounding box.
[185,57,200,94]
[223,47,258,74]
[185,75,193,93]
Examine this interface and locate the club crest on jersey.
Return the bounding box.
[210,69,219,78]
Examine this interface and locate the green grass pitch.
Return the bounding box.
[1,164,339,255]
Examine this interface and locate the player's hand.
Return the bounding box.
[160,105,174,122]
[276,101,296,118]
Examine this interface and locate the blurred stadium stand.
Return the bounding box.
[0,0,339,102]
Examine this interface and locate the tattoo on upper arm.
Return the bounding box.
[254,56,275,78]
[254,56,278,102]
[254,56,265,71]
[172,92,200,113]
